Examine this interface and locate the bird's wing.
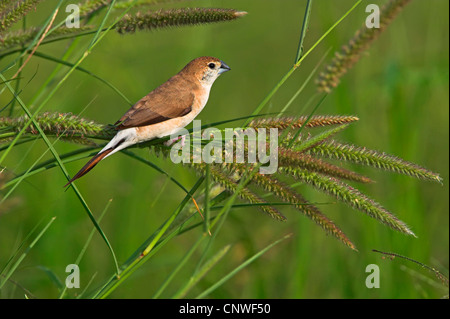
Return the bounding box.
[115,75,195,130]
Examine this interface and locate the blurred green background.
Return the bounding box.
[0,0,448,298]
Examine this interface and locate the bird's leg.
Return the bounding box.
[164,134,186,147]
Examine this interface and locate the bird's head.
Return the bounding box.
[181,56,231,88]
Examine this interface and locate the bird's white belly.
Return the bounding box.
[134,109,199,142]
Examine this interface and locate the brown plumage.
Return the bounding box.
[114,81,195,130]
[65,56,231,186]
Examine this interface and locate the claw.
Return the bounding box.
[164,135,186,147]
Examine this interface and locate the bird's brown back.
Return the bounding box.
[115,73,197,130]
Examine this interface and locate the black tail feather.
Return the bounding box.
[64,148,114,187]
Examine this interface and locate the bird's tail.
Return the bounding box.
[64,128,136,187]
[64,148,114,187]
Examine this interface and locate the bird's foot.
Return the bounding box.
[164,135,186,147]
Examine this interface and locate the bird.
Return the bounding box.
[64,56,231,187]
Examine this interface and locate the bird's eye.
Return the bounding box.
[208,63,216,69]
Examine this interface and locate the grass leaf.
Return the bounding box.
[195,233,292,298]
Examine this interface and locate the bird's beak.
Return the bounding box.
[218,61,231,74]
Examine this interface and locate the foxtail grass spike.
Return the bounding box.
[307,140,442,183]
[0,0,43,33]
[115,8,247,34]
[278,148,372,183]
[192,163,286,221]
[0,112,114,142]
[249,115,359,130]
[281,166,415,236]
[0,25,94,50]
[316,0,412,93]
[78,0,111,17]
[237,166,357,250]
[225,161,357,249]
